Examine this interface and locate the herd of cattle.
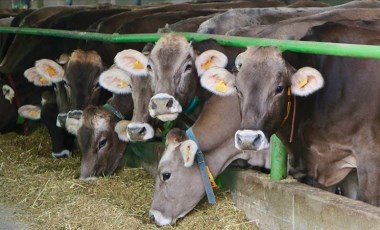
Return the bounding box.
[1,0,380,226]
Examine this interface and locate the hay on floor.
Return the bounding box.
[0,126,257,229]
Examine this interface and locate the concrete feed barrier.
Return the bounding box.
[220,168,380,230]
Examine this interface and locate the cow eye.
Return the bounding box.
[98,138,107,150]
[275,85,284,94]
[147,64,152,72]
[184,64,192,72]
[162,172,171,181]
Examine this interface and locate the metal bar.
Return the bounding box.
[270,135,288,181]
[0,27,380,59]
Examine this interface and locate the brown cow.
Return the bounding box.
[20,49,108,158]
[118,33,243,122]
[74,67,134,179]
[149,94,270,226]
[114,50,155,142]
[200,20,380,206]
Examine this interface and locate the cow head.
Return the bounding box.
[149,127,269,226]
[115,34,228,122]
[114,50,155,142]
[200,46,324,151]
[149,128,203,226]
[34,49,105,110]
[64,49,105,109]
[76,67,134,180]
[77,105,127,180]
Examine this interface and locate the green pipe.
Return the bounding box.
[270,135,287,181]
[0,27,380,59]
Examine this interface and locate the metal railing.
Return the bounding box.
[1,26,378,180]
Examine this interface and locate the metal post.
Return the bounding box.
[270,135,287,181]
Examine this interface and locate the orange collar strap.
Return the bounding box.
[280,87,292,127]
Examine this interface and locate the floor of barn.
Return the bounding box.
[0,205,29,230]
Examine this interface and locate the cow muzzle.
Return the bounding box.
[56,113,68,128]
[65,110,83,136]
[148,93,182,121]
[235,130,269,151]
[149,210,174,226]
[127,122,154,142]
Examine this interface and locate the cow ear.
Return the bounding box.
[114,120,131,142]
[291,67,324,96]
[2,85,14,103]
[18,105,41,120]
[99,68,132,94]
[35,59,65,83]
[200,67,236,96]
[195,50,228,76]
[57,53,70,65]
[179,140,197,168]
[24,67,52,87]
[115,49,148,77]
[65,110,83,136]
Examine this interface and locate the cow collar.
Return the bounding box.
[160,96,201,143]
[280,87,296,143]
[186,127,217,205]
[102,103,125,120]
[183,96,200,114]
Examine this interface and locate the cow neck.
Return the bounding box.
[186,127,217,205]
[161,96,201,144]
[102,103,125,120]
[6,73,29,134]
[280,87,296,143]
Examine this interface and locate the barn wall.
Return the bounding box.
[220,169,380,230]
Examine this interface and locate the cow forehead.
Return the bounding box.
[83,109,112,131]
[238,47,287,80]
[243,46,284,64]
[150,34,192,66]
[69,49,102,67]
[159,143,180,169]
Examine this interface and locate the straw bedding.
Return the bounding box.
[0,126,257,229]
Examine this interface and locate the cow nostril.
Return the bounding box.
[149,214,155,222]
[253,135,261,146]
[166,98,173,108]
[139,127,146,135]
[151,101,157,110]
[237,135,243,146]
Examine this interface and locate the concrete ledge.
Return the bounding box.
[219,168,380,230]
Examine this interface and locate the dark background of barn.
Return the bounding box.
[0,0,353,9]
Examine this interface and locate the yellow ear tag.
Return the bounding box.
[215,80,227,93]
[29,110,39,117]
[47,66,57,77]
[296,77,309,89]
[118,80,128,88]
[201,58,212,70]
[39,77,49,84]
[133,60,144,70]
